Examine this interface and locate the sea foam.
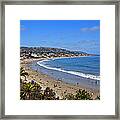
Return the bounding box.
[37,59,100,81]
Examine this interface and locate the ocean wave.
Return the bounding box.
[37,60,100,81]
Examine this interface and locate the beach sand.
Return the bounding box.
[20,58,100,100]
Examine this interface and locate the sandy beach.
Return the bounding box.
[20,58,100,100]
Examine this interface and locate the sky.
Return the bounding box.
[20,20,100,54]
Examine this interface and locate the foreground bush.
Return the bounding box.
[20,81,59,100]
[63,89,93,100]
[75,89,92,100]
[20,81,94,100]
[20,68,100,100]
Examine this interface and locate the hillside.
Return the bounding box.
[20,47,95,59]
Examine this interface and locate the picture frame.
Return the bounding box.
[0,0,119,119]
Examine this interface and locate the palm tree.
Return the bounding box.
[20,67,28,82]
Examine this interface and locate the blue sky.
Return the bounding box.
[20,20,100,54]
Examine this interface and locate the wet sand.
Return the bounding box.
[20,58,100,99]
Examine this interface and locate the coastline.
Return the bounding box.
[37,56,100,81]
[20,57,100,99]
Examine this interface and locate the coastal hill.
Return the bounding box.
[20,47,96,59]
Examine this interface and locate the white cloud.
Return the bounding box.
[80,26,99,32]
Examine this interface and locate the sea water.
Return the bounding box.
[30,56,100,90]
[37,56,100,80]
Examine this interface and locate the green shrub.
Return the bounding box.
[75,89,92,100]
[20,82,42,100]
[20,82,58,100]
[63,89,93,100]
[63,93,75,100]
[20,68,97,100]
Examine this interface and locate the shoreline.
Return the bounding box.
[20,58,100,99]
[37,56,100,81]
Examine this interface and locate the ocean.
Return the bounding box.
[30,56,100,90]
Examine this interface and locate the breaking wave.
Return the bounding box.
[37,59,100,80]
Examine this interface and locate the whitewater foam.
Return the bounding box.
[37,59,100,80]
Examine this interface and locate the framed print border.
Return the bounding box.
[0,0,119,119]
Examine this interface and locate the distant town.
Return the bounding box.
[20,47,96,60]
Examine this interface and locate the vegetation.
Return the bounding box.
[20,67,28,82]
[20,81,59,100]
[63,93,75,100]
[20,81,42,100]
[20,67,59,100]
[20,67,99,100]
[63,89,93,100]
[75,89,92,100]
[20,81,93,100]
